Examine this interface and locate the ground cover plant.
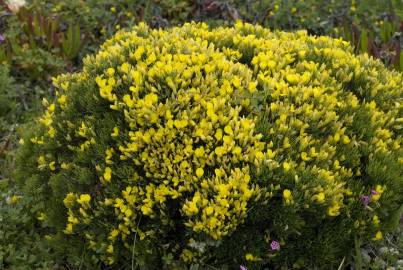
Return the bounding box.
[14,22,403,269]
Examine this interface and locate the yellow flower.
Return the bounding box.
[48,104,55,113]
[7,195,20,205]
[298,50,306,58]
[107,256,114,265]
[196,167,204,178]
[64,223,73,234]
[111,127,119,137]
[283,189,292,200]
[58,94,67,107]
[245,253,260,261]
[333,160,341,170]
[314,192,325,203]
[214,129,223,141]
[77,194,91,206]
[232,77,241,89]
[63,193,76,208]
[174,119,188,129]
[37,155,46,169]
[107,68,115,76]
[141,205,153,216]
[49,161,56,171]
[214,146,226,157]
[327,204,340,216]
[283,137,291,148]
[267,149,276,159]
[232,146,242,155]
[48,127,56,138]
[104,167,112,182]
[181,249,194,262]
[372,231,382,241]
[61,162,70,169]
[375,185,384,193]
[68,214,79,224]
[301,152,310,161]
[205,206,214,216]
[108,229,120,240]
[371,185,384,201]
[286,74,298,84]
[224,125,233,135]
[78,122,88,137]
[194,147,205,157]
[283,162,291,171]
[373,215,380,226]
[334,132,340,142]
[104,198,113,206]
[37,212,47,221]
[120,62,130,74]
[248,81,257,93]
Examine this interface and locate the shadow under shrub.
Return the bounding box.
[15,22,402,269]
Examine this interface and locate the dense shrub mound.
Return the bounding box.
[16,22,402,269]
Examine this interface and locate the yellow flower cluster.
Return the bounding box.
[48,22,267,264]
[95,28,265,243]
[371,184,384,202]
[197,21,400,220]
[24,22,401,266]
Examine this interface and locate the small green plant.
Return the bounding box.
[0,5,84,83]
[16,6,84,60]
[0,184,56,269]
[60,24,82,60]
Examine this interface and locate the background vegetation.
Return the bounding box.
[0,0,402,269]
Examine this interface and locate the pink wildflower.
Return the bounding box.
[270,240,280,251]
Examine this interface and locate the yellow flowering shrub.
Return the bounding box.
[16,22,402,269]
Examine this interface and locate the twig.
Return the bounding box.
[337,256,345,270]
[131,215,142,270]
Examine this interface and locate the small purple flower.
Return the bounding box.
[270,240,280,251]
[240,266,248,270]
[0,34,5,43]
[361,195,370,206]
[371,189,378,195]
